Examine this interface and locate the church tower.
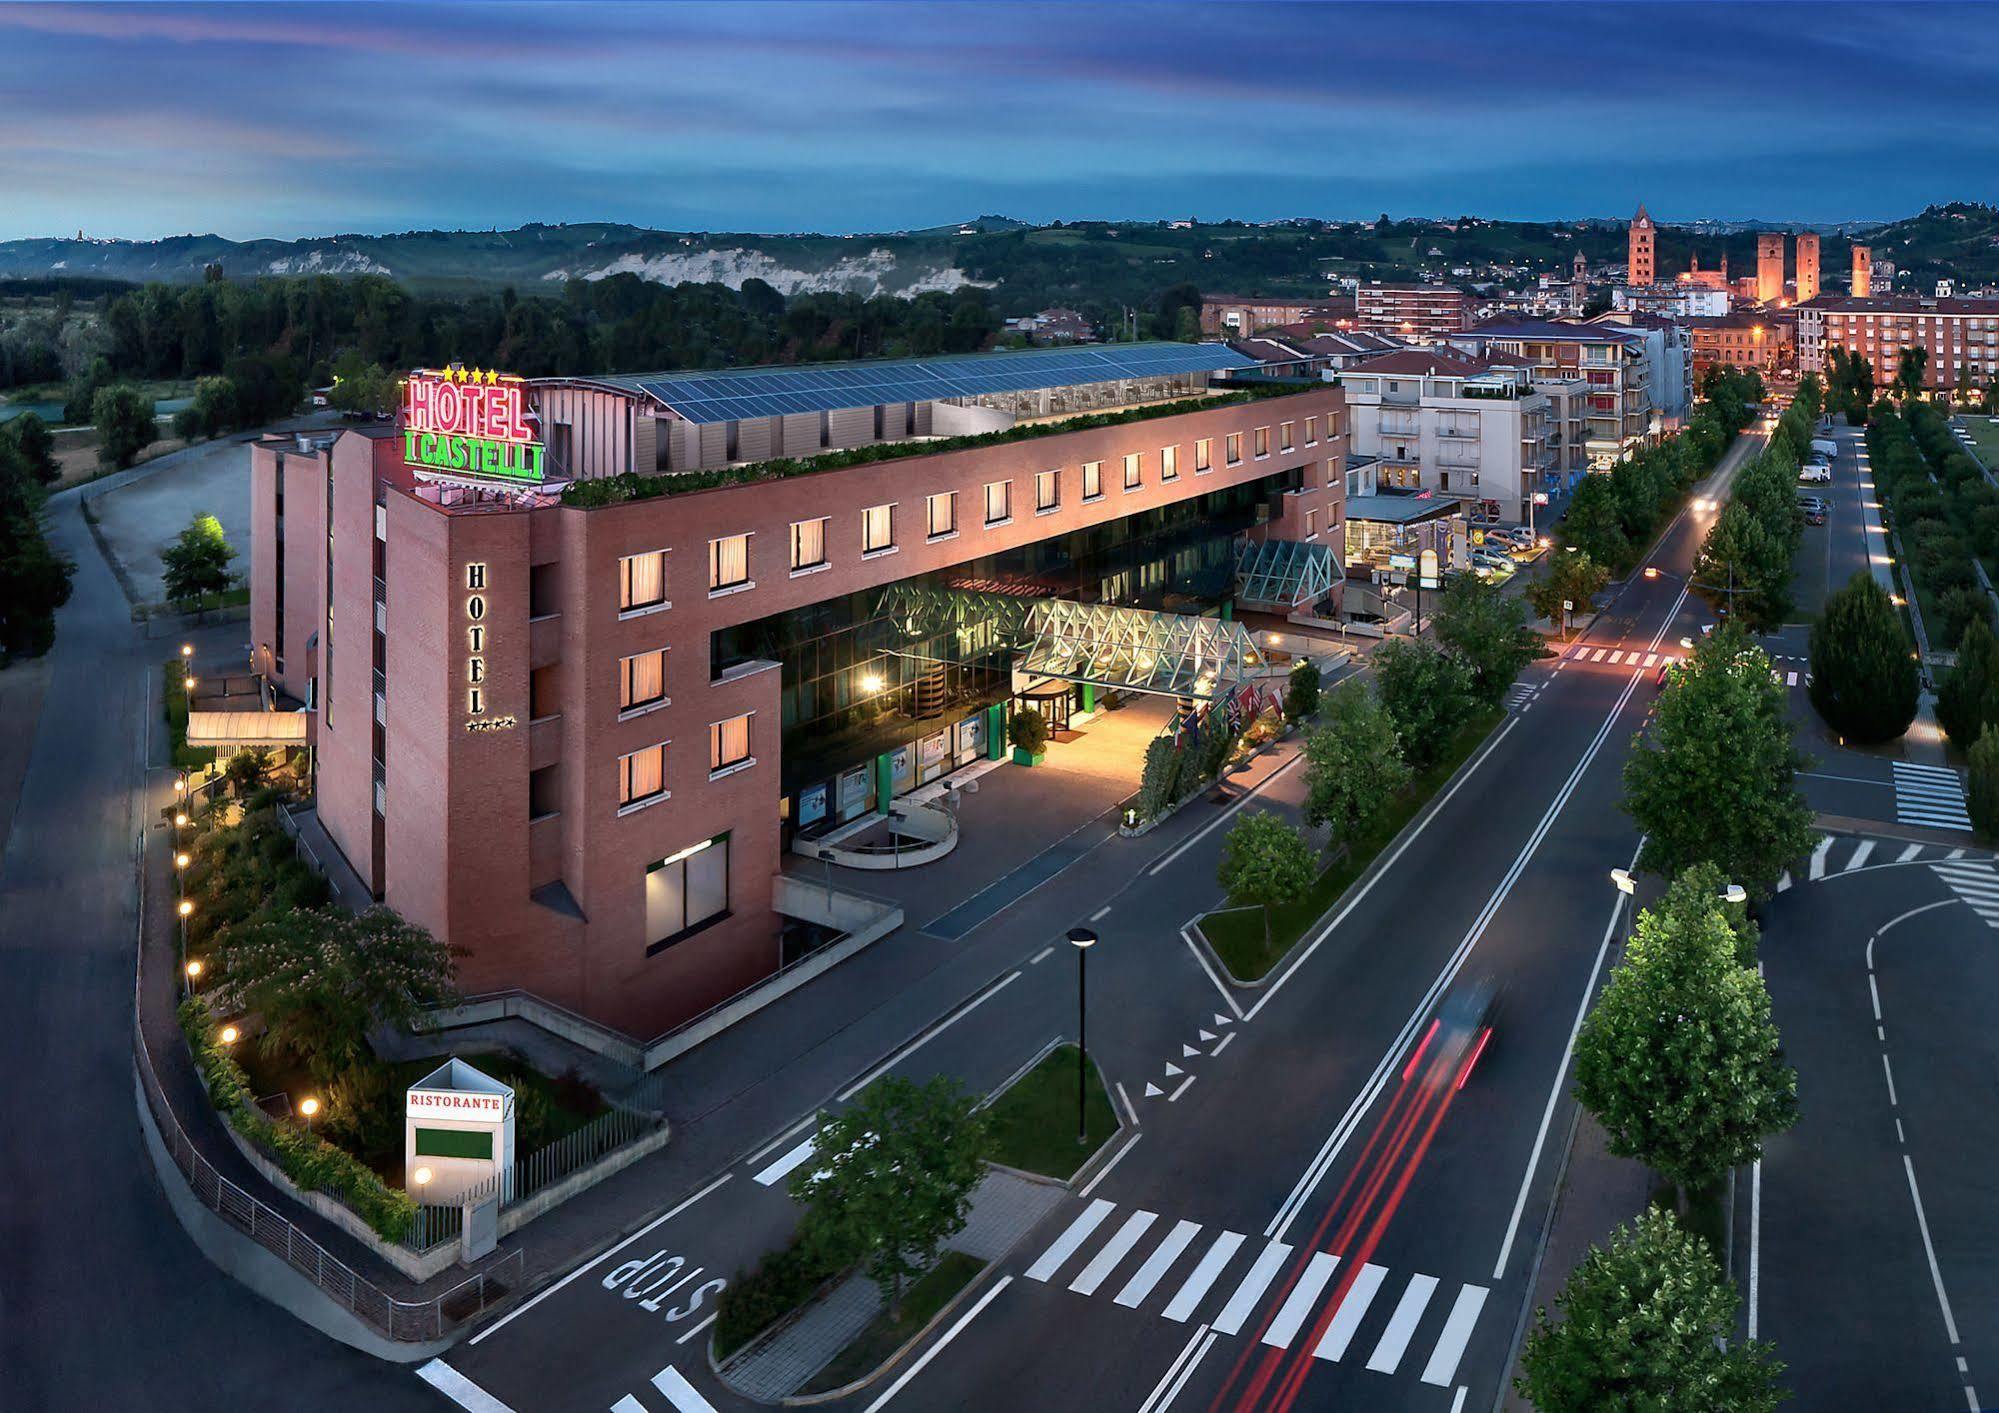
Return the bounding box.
[1628,205,1656,287]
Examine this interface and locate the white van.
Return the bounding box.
[1810,438,1838,460]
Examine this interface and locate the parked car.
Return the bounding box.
[1810,438,1839,460]
[1799,465,1832,484]
[1471,549,1515,573]
[1803,505,1827,525]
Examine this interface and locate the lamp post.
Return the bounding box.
[177,897,194,979]
[1609,867,1636,945]
[1067,926,1097,1145]
[298,1096,320,1133]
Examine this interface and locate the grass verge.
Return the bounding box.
[983,1043,1118,1181]
[796,1252,987,1395]
[1202,705,1506,982]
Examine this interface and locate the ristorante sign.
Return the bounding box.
[406,1088,509,1120]
[404,367,545,483]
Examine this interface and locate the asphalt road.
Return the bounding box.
[0,485,439,1409]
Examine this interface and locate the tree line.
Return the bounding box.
[0,414,75,662]
[1691,374,1824,630]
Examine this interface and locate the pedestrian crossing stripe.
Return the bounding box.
[1021,1202,1487,1388]
[1778,836,1979,891]
[1933,862,1999,929]
[1893,762,1972,831]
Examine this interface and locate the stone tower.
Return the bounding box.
[1852,245,1873,297]
[1628,205,1656,286]
[1757,233,1785,304]
[1571,250,1588,310]
[1795,232,1820,303]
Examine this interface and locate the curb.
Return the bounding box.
[776,1258,1003,1408]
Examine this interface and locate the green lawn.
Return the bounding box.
[1202,706,1506,982]
[1956,415,1999,468]
[982,1044,1118,1180]
[797,1252,987,1395]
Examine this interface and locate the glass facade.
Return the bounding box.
[712,473,1289,795]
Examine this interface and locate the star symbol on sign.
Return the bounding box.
[485,369,500,385]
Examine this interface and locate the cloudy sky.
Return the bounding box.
[2,1,1994,242]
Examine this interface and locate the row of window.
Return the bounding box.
[616,712,754,810]
[612,421,1332,609]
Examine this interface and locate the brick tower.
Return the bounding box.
[1756,233,1785,303]
[1628,204,1655,286]
[1852,244,1873,297]
[1795,232,1820,303]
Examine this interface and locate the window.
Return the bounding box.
[710,713,752,773]
[620,649,667,712]
[1304,508,1317,538]
[708,534,750,592]
[1161,445,1178,481]
[1254,427,1270,458]
[619,550,667,612]
[984,480,1011,525]
[1304,417,1319,446]
[790,517,828,572]
[1280,421,1295,451]
[1227,433,1243,465]
[862,503,895,554]
[926,492,956,539]
[1035,469,1060,513]
[1195,438,1213,472]
[1123,452,1142,491]
[646,834,730,952]
[1082,460,1104,500]
[619,743,667,810]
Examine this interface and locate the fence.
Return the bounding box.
[134,1019,523,1341]
[417,1097,666,1220]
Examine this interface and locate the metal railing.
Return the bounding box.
[134,1019,523,1341]
[419,1099,666,1216]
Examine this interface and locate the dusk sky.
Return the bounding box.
[3,1,1996,243]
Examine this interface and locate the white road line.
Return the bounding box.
[1029,944,1055,965]
[1904,1155,1964,1346]
[1607,650,1625,664]
[745,1116,816,1168]
[838,969,1022,1101]
[1071,1210,1158,1295]
[675,1311,717,1346]
[1312,1262,1388,1362]
[1786,671,1800,687]
[1181,922,1247,1020]
[1589,648,1608,662]
[1947,847,1967,859]
[1809,836,1833,881]
[1146,751,1303,877]
[753,1137,817,1187]
[1870,973,1883,1022]
[1776,870,1792,893]
[1116,1219,1203,1309]
[1449,1386,1468,1413]
[1025,1198,1116,1282]
[862,1275,1012,1413]
[1363,1272,1438,1373]
[1138,1326,1217,1413]
[1883,1053,1899,1107]
[1642,653,1658,667]
[1167,1072,1198,1102]
[466,1174,732,1346]
[650,1366,720,1413]
[1899,843,1924,863]
[1262,1251,1341,1349]
[1210,1031,1236,1058]
[1162,1232,1247,1323]
[1211,1240,1292,1336]
[611,1399,645,1413]
[416,1362,517,1413]
[1847,840,1876,871]
[1089,904,1112,922]
[1078,1132,1142,1198]
[1748,1158,1763,1342]
[1116,1080,1138,1127]
[1420,1284,1489,1387]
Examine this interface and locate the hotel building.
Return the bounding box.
[1796,295,1999,390]
[249,344,1347,1051]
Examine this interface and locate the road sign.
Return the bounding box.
[1388,553,1417,571]
[1563,599,1573,611]
[1533,492,1551,506]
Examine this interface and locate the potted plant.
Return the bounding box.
[1009,708,1050,766]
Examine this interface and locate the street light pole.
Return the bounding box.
[1067,926,1097,1145]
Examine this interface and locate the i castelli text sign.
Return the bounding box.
[407,1088,509,1121]
[404,367,546,483]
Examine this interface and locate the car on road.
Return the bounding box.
[1408,976,1501,1090]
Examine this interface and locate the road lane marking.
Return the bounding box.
[1748,1157,1763,1342]
[1607,650,1625,664]
[1642,652,1658,667]
[1182,921,1247,1020]
[1212,1240,1292,1335]
[1808,835,1833,880]
[1210,1032,1235,1057]
[1029,944,1054,964]
[1847,840,1875,871]
[1364,1272,1438,1373]
[675,1311,716,1346]
[1116,1080,1138,1126]
[1078,1132,1142,1198]
[1883,1053,1898,1106]
[1116,1219,1202,1309]
[1899,844,1923,863]
[650,1366,720,1413]
[862,1276,1013,1412]
[1089,905,1111,922]
[1905,1155,1964,1346]
[1026,1199,1117,1282]
[416,1362,517,1413]
[467,1173,732,1346]
[838,968,1022,1101]
[1138,1326,1218,1413]
[1419,1284,1489,1387]
[1167,1072,1198,1101]
[1162,1232,1247,1322]
[1261,1251,1341,1349]
[753,1138,817,1186]
[1311,1261,1388,1362]
[1071,1209,1158,1295]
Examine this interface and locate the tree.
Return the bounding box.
[210,906,459,1085]
[1372,637,1475,771]
[1526,550,1611,629]
[1970,726,1999,841]
[4,411,58,485]
[1895,344,1929,401]
[223,748,271,796]
[0,435,75,661]
[1622,625,1816,895]
[1937,617,1999,747]
[160,511,236,605]
[1517,1208,1787,1413]
[329,353,397,419]
[1136,735,1189,820]
[1432,571,1539,708]
[1807,572,1918,744]
[92,383,156,468]
[1561,472,1629,568]
[1217,810,1317,949]
[1693,500,1782,628]
[1573,872,1797,1193]
[1302,682,1411,859]
[1936,585,1991,650]
[1283,657,1321,724]
[790,1075,988,1317]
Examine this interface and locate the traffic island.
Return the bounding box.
[981,1042,1118,1182]
[791,1253,987,1399]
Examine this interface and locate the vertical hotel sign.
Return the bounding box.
[405,367,545,484]
[464,562,514,733]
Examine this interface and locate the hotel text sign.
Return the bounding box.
[464,562,513,731]
[405,367,545,483]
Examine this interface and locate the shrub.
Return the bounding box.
[715,1237,844,1358]
[1938,587,1993,651]
[1808,573,1919,744]
[1938,618,1999,747]
[1972,728,1999,841]
[1283,658,1321,723]
[1007,709,1049,756]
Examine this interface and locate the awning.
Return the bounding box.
[1236,537,1334,610]
[1018,600,1255,700]
[186,710,309,749]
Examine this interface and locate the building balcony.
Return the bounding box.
[530,612,563,670]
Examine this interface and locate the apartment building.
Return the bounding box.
[248,344,1347,1046]
[1589,311,1692,428]
[1797,295,1999,389]
[1682,313,1794,380]
[1354,283,1471,342]
[1446,319,1653,465]
[1336,347,1554,522]
[1226,330,1407,378]
[1199,295,1349,336]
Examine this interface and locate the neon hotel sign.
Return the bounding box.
[404,367,545,483]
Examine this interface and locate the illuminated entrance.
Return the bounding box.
[1016,598,1258,701]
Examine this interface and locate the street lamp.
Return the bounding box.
[174,851,190,871]
[173,776,186,796]
[1722,882,1748,905]
[183,675,196,694]
[173,812,188,829]
[218,1024,240,1046]
[1067,926,1097,1145]
[298,1096,320,1131]
[180,643,193,662]
[1609,868,1636,895]
[183,958,204,983]
[413,1166,434,1191]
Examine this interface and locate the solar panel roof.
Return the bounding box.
[593,342,1259,425]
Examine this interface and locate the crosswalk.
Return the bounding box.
[1557,641,1808,689]
[1893,761,1973,831]
[1503,681,1540,712]
[1022,1199,1486,1390]
[1931,860,1999,929]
